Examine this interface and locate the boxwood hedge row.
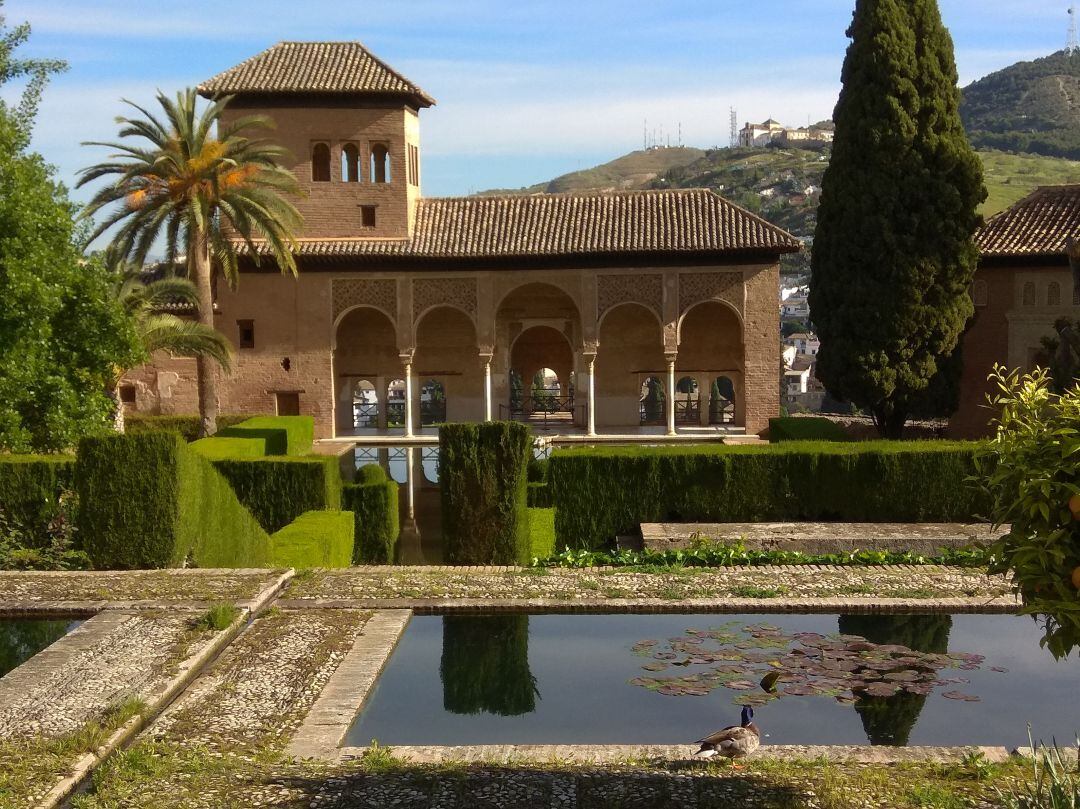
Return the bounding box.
[550,441,988,550]
[270,510,354,569]
[0,455,76,532]
[124,414,252,442]
[342,464,400,564]
[213,455,342,533]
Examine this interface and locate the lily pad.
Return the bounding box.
[642,662,669,672]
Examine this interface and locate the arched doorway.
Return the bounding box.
[675,376,699,425]
[415,306,480,424]
[334,306,399,435]
[597,303,665,427]
[508,325,574,423]
[639,376,665,425]
[678,301,743,427]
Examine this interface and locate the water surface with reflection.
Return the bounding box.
[347,613,1079,748]
[0,618,82,678]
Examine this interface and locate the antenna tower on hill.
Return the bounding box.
[1069,3,1079,55]
[729,107,738,148]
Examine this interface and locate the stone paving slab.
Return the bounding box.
[0,568,288,609]
[641,522,1006,554]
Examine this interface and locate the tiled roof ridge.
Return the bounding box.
[977,183,1080,258]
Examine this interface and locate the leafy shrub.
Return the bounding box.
[550,441,987,550]
[192,602,239,632]
[0,455,85,570]
[212,456,341,533]
[439,422,531,565]
[76,432,271,569]
[342,464,399,564]
[270,510,354,569]
[976,366,1080,658]
[217,416,314,456]
[125,414,252,442]
[769,416,850,442]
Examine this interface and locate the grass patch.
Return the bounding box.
[192,602,240,632]
[730,584,788,598]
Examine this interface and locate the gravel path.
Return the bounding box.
[0,569,284,605]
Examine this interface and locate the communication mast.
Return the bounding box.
[1069,3,1079,55]
[729,107,738,148]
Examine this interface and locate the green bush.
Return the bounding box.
[76,432,271,569]
[769,416,850,442]
[527,457,550,482]
[212,456,342,533]
[190,436,268,459]
[270,510,354,569]
[218,416,314,456]
[550,441,987,550]
[439,422,532,565]
[125,414,252,442]
[342,463,400,564]
[526,482,551,507]
[527,508,555,561]
[0,455,76,531]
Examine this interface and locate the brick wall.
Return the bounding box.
[741,263,781,434]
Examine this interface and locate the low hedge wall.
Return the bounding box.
[270,510,354,569]
[213,455,342,533]
[218,416,314,456]
[769,416,850,442]
[342,464,400,564]
[0,455,76,531]
[439,422,532,565]
[526,482,551,508]
[528,507,555,561]
[76,432,271,569]
[125,414,252,442]
[550,441,988,550]
[190,436,268,459]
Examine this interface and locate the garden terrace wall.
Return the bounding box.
[76,432,272,569]
[439,422,531,565]
[213,455,342,533]
[550,441,988,550]
[342,464,399,564]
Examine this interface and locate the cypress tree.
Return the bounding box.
[809,0,985,438]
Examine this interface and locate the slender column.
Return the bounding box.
[404,361,414,438]
[666,354,677,436]
[481,354,493,422]
[587,355,597,437]
[405,447,416,519]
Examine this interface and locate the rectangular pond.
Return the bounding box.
[347,613,1080,749]
[1,618,82,679]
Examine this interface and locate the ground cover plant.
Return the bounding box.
[977,365,1080,658]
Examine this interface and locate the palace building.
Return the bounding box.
[122,41,800,439]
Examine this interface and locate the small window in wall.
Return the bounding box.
[312,143,331,182]
[360,205,376,228]
[341,143,360,182]
[371,143,390,183]
[972,280,989,307]
[1048,282,1061,307]
[238,319,255,349]
[275,392,300,416]
[1022,281,1036,307]
[119,384,137,404]
[407,144,419,187]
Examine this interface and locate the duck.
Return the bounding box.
[693,706,761,765]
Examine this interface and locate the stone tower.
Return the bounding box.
[198,41,436,241]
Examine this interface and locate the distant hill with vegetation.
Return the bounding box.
[960,50,1080,159]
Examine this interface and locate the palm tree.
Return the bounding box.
[77,88,302,436]
[109,268,234,433]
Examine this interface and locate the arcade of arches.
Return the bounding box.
[324,268,775,437]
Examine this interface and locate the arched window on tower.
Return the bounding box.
[341,143,360,182]
[371,143,390,184]
[1022,281,1036,307]
[1048,281,1061,307]
[311,143,331,183]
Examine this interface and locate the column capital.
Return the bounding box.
[398,350,415,365]
[665,351,678,365]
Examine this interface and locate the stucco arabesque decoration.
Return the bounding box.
[596,273,664,323]
[412,277,478,324]
[678,272,744,318]
[332,278,398,324]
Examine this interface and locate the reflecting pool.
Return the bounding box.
[347,613,1080,748]
[0,618,82,679]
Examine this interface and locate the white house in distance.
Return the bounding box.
[785,332,820,357]
[739,120,835,148]
[780,286,810,319]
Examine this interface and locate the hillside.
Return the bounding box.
[961,50,1080,159]
[478,147,705,196]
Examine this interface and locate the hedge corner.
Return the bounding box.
[271,510,354,569]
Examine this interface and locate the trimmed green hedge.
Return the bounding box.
[190,436,268,459]
[439,422,532,565]
[218,416,314,456]
[270,510,354,569]
[76,432,271,569]
[526,482,551,508]
[528,508,555,561]
[342,463,400,564]
[213,455,342,533]
[125,414,252,442]
[550,441,988,550]
[769,416,850,442]
[0,455,76,531]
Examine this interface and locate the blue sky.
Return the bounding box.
[7,0,1072,199]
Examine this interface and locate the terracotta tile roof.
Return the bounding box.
[251,189,800,261]
[198,41,435,107]
[977,185,1080,258]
